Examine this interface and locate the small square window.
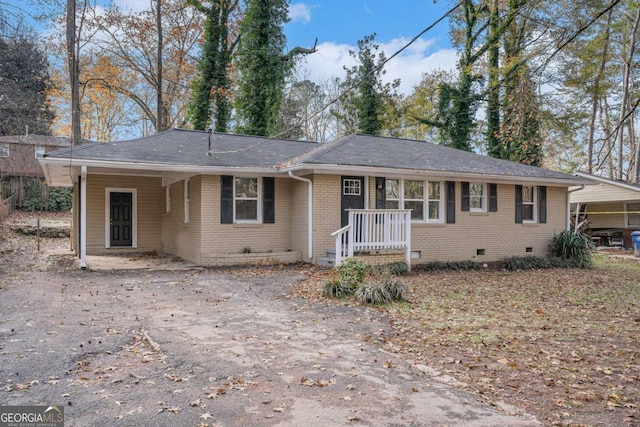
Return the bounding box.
[35,147,45,158]
[343,179,361,196]
[626,202,640,227]
[0,144,9,158]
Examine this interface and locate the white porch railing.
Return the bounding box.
[330,209,412,268]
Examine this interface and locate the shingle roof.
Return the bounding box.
[44,128,319,169]
[0,135,74,147]
[42,129,585,184]
[299,134,583,182]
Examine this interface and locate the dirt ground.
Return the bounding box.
[0,213,539,426]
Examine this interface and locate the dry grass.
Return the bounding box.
[296,256,640,426]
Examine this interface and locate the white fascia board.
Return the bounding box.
[574,171,640,192]
[39,157,282,177]
[282,164,591,187]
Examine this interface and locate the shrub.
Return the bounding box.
[21,178,45,212]
[548,230,594,268]
[336,258,368,288]
[355,282,392,305]
[502,255,551,271]
[47,187,72,211]
[322,279,355,298]
[416,260,482,271]
[378,274,409,301]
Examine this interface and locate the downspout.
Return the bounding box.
[288,171,313,260]
[80,165,87,269]
[566,185,585,231]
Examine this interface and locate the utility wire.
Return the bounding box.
[207,1,463,154]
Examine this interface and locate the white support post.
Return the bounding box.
[405,210,411,270]
[348,210,355,258]
[80,165,87,269]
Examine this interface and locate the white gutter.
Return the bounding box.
[80,165,87,269]
[288,171,313,260]
[566,185,585,231]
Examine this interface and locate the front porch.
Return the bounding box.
[328,209,412,268]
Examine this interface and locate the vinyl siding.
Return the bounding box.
[570,182,640,203]
[84,175,162,254]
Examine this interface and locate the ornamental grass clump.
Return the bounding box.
[336,258,368,288]
[322,279,355,298]
[548,230,594,268]
[355,282,392,305]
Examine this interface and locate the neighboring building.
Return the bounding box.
[38,129,589,268]
[0,135,72,210]
[569,171,640,247]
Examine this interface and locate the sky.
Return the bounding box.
[6,0,460,95]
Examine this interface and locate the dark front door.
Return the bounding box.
[110,192,132,247]
[341,176,365,227]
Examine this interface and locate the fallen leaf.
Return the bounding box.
[200,412,214,420]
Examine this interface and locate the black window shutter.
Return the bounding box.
[221,175,233,224]
[263,177,275,224]
[538,186,547,224]
[375,177,386,209]
[489,183,498,212]
[515,185,523,223]
[461,182,470,212]
[446,181,456,224]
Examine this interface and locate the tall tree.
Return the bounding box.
[0,35,55,136]
[91,0,202,134]
[66,0,81,144]
[187,0,241,132]
[340,33,401,136]
[234,0,290,136]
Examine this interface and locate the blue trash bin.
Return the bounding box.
[631,231,640,257]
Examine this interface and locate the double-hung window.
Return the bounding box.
[234,177,260,222]
[384,178,443,223]
[522,185,536,222]
[469,183,486,212]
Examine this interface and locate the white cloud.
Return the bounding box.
[289,3,312,24]
[297,37,459,95]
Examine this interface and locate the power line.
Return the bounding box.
[208,1,463,154]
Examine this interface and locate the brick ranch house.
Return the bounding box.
[38,129,590,268]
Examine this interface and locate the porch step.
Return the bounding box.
[316,257,335,267]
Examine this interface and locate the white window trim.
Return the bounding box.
[388,178,444,224]
[469,182,487,213]
[522,185,537,223]
[343,178,362,196]
[165,186,171,214]
[0,144,9,158]
[104,188,137,249]
[184,179,190,224]
[234,177,262,223]
[35,146,45,158]
[625,201,640,227]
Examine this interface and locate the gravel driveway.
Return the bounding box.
[0,261,540,426]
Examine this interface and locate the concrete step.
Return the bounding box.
[316,257,335,267]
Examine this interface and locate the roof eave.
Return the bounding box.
[283,163,589,186]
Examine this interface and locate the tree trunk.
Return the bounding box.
[588,9,613,174]
[486,0,501,158]
[617,6,640,180]
[156,0,165,132]
[66,0,81,145]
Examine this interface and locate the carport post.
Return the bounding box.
[80,165,87,269]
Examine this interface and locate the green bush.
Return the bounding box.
[336,258,368,288]
[548,230,594,268]
[355,282,392,305]
[322,279,355,298]
[502,255,551,271]
[21,178,45,212]
[378,274,409,301]
[416,260,482,271]
[47,187,72,211]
